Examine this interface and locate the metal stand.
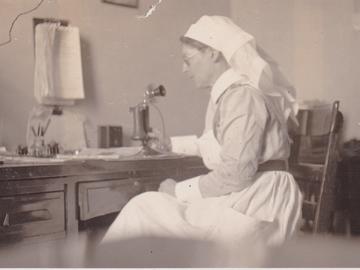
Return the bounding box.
[132,139,162,157]
[137,145,162,156]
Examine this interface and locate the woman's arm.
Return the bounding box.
[176,86,268,201]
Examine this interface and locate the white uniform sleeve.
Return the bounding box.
[198,86,268,197]
[170,135,200,156]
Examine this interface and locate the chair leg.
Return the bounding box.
[300,219,313,233]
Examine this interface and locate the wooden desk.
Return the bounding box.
[0,155,208,243]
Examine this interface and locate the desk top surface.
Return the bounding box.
[0,154,204,181]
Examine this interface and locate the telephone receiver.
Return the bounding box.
[145,84,166,100]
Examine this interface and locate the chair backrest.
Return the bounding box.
[289,101,343,233]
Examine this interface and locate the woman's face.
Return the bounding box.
[181,43,213,89]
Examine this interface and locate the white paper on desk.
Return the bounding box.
[77,147,141,159]
[170,135,199,156]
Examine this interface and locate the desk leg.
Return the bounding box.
[65,182,78,234]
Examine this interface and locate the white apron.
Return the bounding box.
[101,130,303,254]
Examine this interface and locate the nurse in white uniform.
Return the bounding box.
[101,15,302,257]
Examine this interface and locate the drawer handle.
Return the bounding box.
[133,180,140,187]
[3,213,10,227]
[133,180,145,193]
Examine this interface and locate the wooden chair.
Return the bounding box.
[288,101,343,233]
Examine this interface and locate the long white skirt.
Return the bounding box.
[101,171,302,249]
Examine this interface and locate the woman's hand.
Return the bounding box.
[158,178,177,196]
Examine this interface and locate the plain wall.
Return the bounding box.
[231,0,360,141]
[0,0,230,149]
[1,0,360,150]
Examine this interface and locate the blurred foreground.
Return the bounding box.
[0,232,359,267]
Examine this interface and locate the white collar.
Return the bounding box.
[211,69,244,103]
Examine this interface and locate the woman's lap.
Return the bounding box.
[102,172,302,245]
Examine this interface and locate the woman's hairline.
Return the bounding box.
[179,35,227,63]
[179,36,209,51]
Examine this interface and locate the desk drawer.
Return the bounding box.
[78,178,143,221]
[0,192,65,242]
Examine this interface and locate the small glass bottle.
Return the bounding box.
[30,136,46,157]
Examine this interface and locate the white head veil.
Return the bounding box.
[184,15,298,125]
